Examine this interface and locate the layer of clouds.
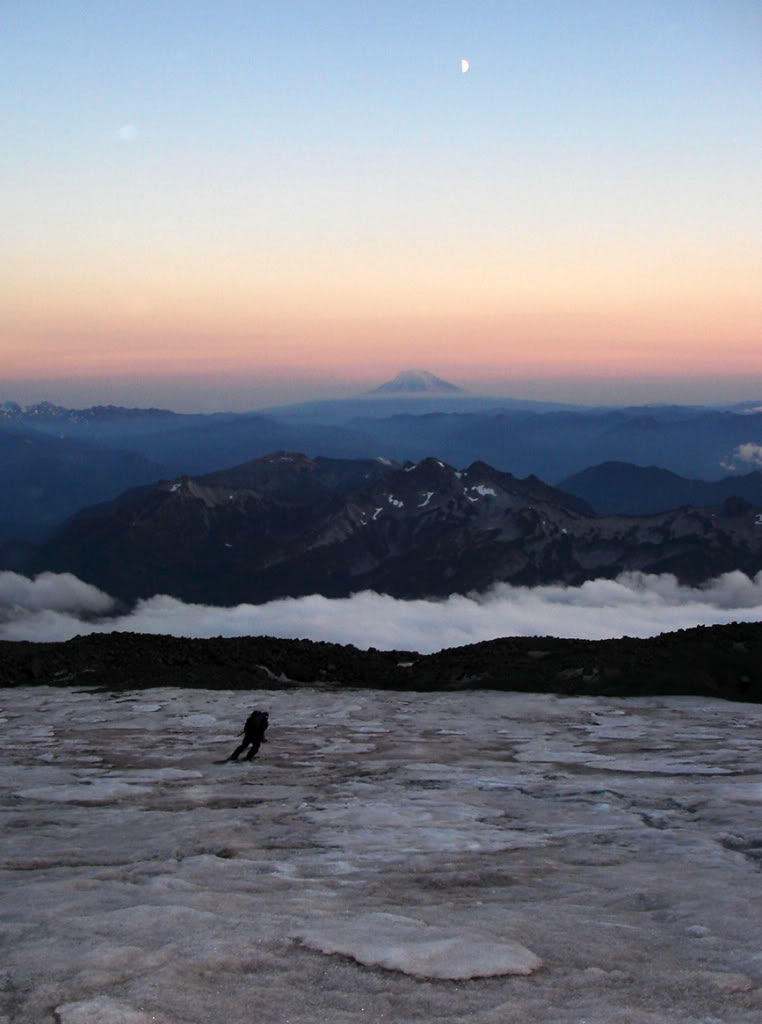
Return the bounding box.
[1,571,762,652]
[721,442,762,471]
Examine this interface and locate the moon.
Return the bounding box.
[461,58,470,73]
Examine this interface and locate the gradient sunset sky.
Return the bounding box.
[2,1,760,409]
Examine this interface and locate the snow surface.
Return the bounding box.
[2,686,762,1022]
[297,912,542,978]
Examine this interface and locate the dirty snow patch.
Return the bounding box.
[297,912,543,979]
[16,780,152,803]
[55,996,164,1024]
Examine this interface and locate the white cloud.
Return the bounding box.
[1,571,761,651]
[735,443,762,467]
[721,442,762,471]
[0,571,114,615]
[115,122,138,142]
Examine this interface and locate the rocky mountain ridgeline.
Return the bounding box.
[20,452,762,605]
[0,400,177,424]
[1,622,760,702]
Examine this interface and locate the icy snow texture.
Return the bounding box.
[55,996,169,1023]
[298,912,542,978]
[1,686,762,1023]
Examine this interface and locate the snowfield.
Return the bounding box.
[1,685,761,1023]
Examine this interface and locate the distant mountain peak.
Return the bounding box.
[369,370,466,395]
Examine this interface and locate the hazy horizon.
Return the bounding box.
[3,369,762,415]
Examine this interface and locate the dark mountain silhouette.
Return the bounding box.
[0,400,177,426]
[0,424,166,546]
[15,452,762,606]
[5,397,760,485]
[118,414,381,476]
[2,622,760,705]
[345,407,762,481]
[561,462,762,515]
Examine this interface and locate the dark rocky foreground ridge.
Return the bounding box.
[1,621,760,703]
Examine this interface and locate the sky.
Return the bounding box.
[2,1,760,410]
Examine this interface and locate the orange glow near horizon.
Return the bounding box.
[3,161,759,386]
[3,269,760,382]
[3,317,760,383]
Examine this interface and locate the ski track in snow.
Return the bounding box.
[1,686,762,1023]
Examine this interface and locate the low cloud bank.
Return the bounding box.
[1,570,762,652]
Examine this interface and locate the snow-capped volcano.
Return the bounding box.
[369,370,466,395]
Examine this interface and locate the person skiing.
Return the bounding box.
[229,709,269,761]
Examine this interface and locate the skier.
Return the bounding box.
[229,709,269,761]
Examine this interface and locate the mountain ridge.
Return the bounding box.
[0,400,177,424]
[1,622,760,704]
[561,461,762,515]
[15,451,762,606]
